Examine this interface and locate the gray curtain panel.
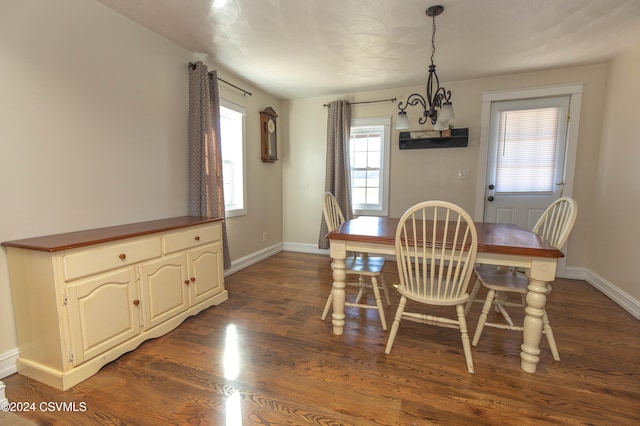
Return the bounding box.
[319,100,352,249]
[187,62,231,269]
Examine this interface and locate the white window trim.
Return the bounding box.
[220,98,247,218]
[475,84,583,220]
[350,116,391,216]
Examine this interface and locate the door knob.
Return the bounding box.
[487,196,494,202]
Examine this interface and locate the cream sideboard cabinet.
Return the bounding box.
[2,216,227,390]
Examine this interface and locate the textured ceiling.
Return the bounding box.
[97,0,640,99]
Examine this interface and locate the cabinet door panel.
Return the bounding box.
[188,242,224,305]
[140,253,189,329]
[67,268,140,364]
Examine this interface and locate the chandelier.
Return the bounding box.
[397,5,454,131]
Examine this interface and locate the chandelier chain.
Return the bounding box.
[397,5,453,128]
[430,14,436,66]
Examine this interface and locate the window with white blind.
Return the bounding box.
[491,96,569,195]
[349,117,391,216]
[220,99,246,217]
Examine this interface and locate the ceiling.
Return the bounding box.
[97,0,640,99]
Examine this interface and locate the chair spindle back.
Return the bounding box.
[395,201,478,303]
[533,197,578,250]
[322,192,346,233]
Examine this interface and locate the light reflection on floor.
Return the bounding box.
[224,324,242,425]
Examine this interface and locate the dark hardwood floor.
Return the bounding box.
[3,251,640,425]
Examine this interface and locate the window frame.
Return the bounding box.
[349,116,391,216]
[474,83,583,220]
[219,98,247,218]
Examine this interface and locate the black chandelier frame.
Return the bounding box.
[397,5,452,126]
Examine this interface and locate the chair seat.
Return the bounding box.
[396,285,469,306]
[474,265,529,294]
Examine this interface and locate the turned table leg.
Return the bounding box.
[520,278,548,373]
[330,241,347,335]
[521,258,557,373]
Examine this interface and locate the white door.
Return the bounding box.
[484,96,570,230]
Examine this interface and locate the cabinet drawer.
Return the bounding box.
[163,223,221,254]
[64,237,162,281]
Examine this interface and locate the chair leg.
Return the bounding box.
[354,275,366,304]
[542,310,560,361]
[370,276,387,330]
[472,288,496,346]
[385,296,406,354]
[465,275,481,315]
[321,290,333,320]
[456,304,475,374]
[494,299,516,327]
[380,273,391,306]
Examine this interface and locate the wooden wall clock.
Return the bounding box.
[260,107,278,162]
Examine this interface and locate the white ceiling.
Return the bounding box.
[97,0,640,99]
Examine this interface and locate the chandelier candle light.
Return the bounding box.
[397,5,455,132]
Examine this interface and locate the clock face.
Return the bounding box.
[268,118,276,133]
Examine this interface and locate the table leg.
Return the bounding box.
[521,257,556,373]
[520,278,548,373]
[331,258,346,335]
[329,241,347,335]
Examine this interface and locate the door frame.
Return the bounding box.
[474,83,583,276]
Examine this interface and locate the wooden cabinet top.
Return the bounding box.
[1,216,224,252]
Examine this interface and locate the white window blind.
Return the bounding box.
[220,99,246,217]
[495,107,559,194]
[349,117,390,216]
[350,130,382,207]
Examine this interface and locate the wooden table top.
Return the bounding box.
[328,216,563,259]
[1,216,224,252]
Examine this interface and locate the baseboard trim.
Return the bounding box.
[224,243,284,276]
[0,349,19,380]
[585,270,640,319]
[563,266,587,280]
[282,242,328,255]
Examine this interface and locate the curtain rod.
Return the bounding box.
[323,98,397,107]
[188,62,253,97]
[214,76,253,97]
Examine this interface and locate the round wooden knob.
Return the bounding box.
[119,253,127,260]
[133,300,140,305]
[184,280,190,285]
[194,236,200,241]
[190,277,196,282]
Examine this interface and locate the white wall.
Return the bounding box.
[0,0,283,376]
[283,63,608,272]
[590,43,640,304]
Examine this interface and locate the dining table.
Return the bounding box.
[327,216,564,374]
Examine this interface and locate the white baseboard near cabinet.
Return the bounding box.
[224,243,284,276]
[0,349,19,380]
[586,270,640,320]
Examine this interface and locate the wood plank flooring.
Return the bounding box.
[3,251,640,425]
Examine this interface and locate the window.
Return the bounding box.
[349,117,391,216]
[490,96,569,195]
[219,99,246,217]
